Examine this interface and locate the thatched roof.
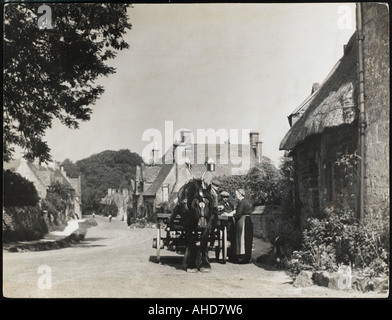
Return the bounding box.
[280,32,358,151]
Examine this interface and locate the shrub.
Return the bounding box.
[41,198,64,227]
[129,215,156,228]
[41,182,75,227]
[287,208,389,277]
[3,170,39,207]
[271,216,302,258]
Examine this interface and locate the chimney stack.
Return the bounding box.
[256,141,263,163]
[180,130,193,147]
[249,132,263,163]
[249,132,260,148]
[311,82,320,94]
[61,166,67,177]
[151,142,160,165]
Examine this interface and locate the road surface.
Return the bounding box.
[2,216,384,298]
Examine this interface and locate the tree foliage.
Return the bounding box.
[3,2,132,162]
[3,170,40,207]
[101,202,119,217]
[218,159,286,206]
[62,149,142,211]
[61,158,79,178]
[246,161,284,205]
[41,181,75,226]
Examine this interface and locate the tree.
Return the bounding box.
[72,149,142,211]
[3,170,40,207]
[217,160,285,206]
[60,158,79,178]
[3,2,132,163]
[41,181,75,226]
[245,160,284,205]
[101,202,119,218]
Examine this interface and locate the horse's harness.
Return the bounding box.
[197,188,210,229]
[178,181,212,229]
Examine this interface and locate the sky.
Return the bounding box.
[41,3,356,166]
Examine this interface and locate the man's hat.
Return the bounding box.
[220,191,230,197]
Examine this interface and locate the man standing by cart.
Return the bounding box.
[219,191,234,213]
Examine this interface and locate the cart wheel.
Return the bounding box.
[215,230,220,261]
[156,225,161,263]
[222,226,228,264]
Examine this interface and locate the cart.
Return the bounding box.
[152,212,233,264]
[214,214,234,264]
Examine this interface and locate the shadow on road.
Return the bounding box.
[252,259,280,271]
[149,255,185,271]
[149,253,234,271]
[72,237,107,248]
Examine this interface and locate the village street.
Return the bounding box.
[3,216,382,299]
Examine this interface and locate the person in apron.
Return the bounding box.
[231,188,253,264]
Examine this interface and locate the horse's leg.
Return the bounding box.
[198,244,211,272]
[179,208,198,272]
[198,223,213,272]
[186,242,199,272]
[183,225,199,272]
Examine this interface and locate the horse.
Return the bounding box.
[171,179,216,273]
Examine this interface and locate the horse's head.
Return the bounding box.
[187,179,214,229]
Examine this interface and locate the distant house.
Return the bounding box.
[280,3,389,227]
[4,158,83,218]
[100,188,132,222]
[135,130,269,217]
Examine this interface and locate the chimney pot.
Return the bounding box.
[249,132,260,148]
[311,83,320,94]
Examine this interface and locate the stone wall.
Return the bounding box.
[318,125,359,213]
[293,123,358,226]
[362,3,390,222]
[293,136,321,225]
[251,205,282,241]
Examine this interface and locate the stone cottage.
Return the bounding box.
[135,130,268,218]
[100,188,132,222]
[4,158,83,218]
[280,3,389,227]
